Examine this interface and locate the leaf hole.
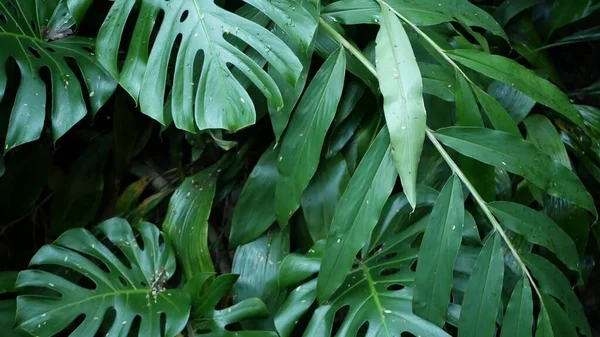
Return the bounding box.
[56,313,85,336]
[358,321,369,334]
[375,251,397,263]
[386,283,404,291]
[401,332,417,337]
[118,276,128,287]
[128,315,142,336]
[45,47,56,53]
[147,10,165,54]
[195,328,212,334]
[28,46,41,59]
[180,10,189,22]
[0,14,6,24]
[379,268,400,276]
[410,261,418,272]
[331,305,350,336]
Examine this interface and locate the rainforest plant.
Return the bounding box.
[1,0,600,336]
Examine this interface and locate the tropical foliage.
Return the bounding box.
[1,0,600,336]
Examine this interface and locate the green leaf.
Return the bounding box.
[455,73,495,202]
[541,26,600,49]
[413,175,464,327]
[127,188,174,225]
[232,228,289,331]
[537,294,579,337]
[420,63,456,102]
[487,81,535,124]
[317,128,397,302]
[114,176,151,216]
[524,114,571,169]
[447,49,585,128]
[230,145,278,248]
[98,0,315,131]
[500,277,533,337]
[162,165,217,279]
[301,154,351,241]
[50,135,111,236]
[522,253,591,336]
[435,127,597,217]
[458,233,504,337]
[0,300,23,337]
[0,0,116,152]
[376,4,426,209]
[494,0,545,26]
[15,219,190,337]
[189,275,277,337]
[277,215,450,337]
[489,201,580,273]
[472,85,521,137]
[322,0,380,25]
[548,0,600,35]
[275,48,346,226]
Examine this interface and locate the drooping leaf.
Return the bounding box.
[522,253,591,336]
[162,165,217,279]
[494,0,545,26]
[98,0,316,131]
[541,26,600,49]
[489,201,580,273]
[230,145,278,248]
[275,48,346,227]
[15,219,190,337]
[500,277,533,337]
[447,49,585,128]
[524,114,572,169]
[376,4,426,209]
[458,233,504,337]
[0,0,116,152]
[114,176,151,216]
[548,0,600,35]
[317,128,397,302]
[413,175,464,327]
[472,85,521,137]
[232,228,289,331]
[301,154,351,241]
[50,135,111,236]
[435,127,597,217]
[276,216,450,337]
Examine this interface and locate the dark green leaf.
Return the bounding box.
[447,50,584,127]
[548,0,600,35]
[472,85,521,137]
[275,48,346,226]
[537,294,578,337]
[0,272,17,294]
[163,166,217,279]
[458,233,504,337]
[114,177,150,216]
[522,253,591,336]
[376,5,426,208]
[500,277,533,337]
[0,300,24,337]
[232,228,289,330]
[15,219,190,337]
[317,128,396,302]
[487,81,535,124]
[230,145,278,248]
[495,0,545,26]
[435,127,597,217]
[524,114,571,169]
[414,175,464,327]
[301,154,350,241]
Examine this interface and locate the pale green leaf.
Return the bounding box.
[376,4,426,209]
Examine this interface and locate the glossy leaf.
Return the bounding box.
[98,0,316,131]
[500,277,533,337]
[435,127,597,217]
[230,145,278,248]
[50,135,110,236]
[413,175,464,327]
[522,253,591,336]
[0,300,22,337]
[376,5,426,209]
[317,128,397,302]
[524,114,571,169]
[276,216,450,337]
[458,233,504,337]
[301,154,350,241]
[537,294,578,337]
[0,271,17,294]
[472,85,521,137]
[275,48,346,227]
[0,0,116,152]
[487,81,535,124]
[15,219,190,337]
[232,228,289,330]
[447,49,585,128]
[162,165,217,279]
[490,201,580,273]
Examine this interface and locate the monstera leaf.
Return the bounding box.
[185,273,278,337]
[14,218,191,337]
[0,0,117,152]
[97,0,318,132]
[274,212,450,337]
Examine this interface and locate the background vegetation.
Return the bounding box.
[1,0,600,336]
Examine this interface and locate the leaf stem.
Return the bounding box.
[319,12,543,300]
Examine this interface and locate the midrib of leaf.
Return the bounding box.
[361,263,391,337]
[318,3,544,304]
